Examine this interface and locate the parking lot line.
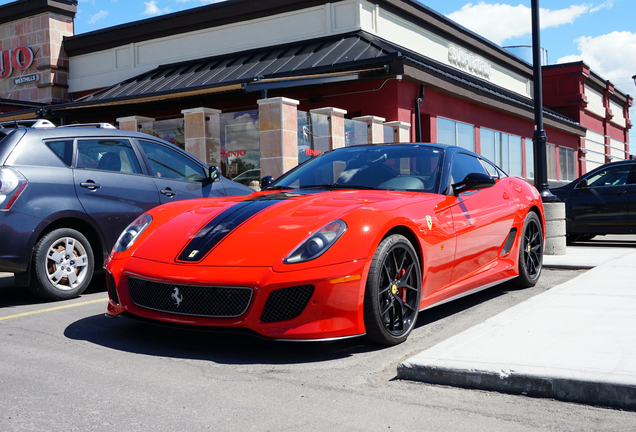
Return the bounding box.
[0,297,107,321]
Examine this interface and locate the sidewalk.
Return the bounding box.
[398,236,636,410]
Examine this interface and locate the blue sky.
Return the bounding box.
[3,0,636,139]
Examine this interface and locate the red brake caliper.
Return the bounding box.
[397,268,406,302]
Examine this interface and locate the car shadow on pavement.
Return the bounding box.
[62,278,527,365]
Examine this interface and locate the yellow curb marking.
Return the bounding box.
[0,297,107,321]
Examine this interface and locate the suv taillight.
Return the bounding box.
[0,167,28,210]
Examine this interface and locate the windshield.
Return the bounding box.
[269,144,443,193]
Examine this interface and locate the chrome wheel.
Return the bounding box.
[44,236,90,291]
[30,228,95,300]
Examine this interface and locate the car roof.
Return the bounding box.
[10,126,162,140]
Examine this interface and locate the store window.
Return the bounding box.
[525,138,534,179]
[219,110,260,181]
[437,117,475,151]
[480,128,523,175]
[547,143,557,180]
[558,146,576,181]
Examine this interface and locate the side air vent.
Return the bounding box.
[501,228,518,256]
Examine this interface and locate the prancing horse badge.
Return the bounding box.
[425,215,433,230]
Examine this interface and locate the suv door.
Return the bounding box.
[74,138,161,249]
[137,139,225,204]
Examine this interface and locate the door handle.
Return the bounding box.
[161,188,177,198]
[80,181,101,191]
[614,190,627,196]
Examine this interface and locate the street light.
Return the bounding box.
[531,0,556,202]
[632,74,636,88]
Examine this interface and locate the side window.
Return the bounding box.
[451,153,488,185]
[138,140,206,182]
[77,139,142,174]
[45,140,74,167]
[584,165,631,188]
[480,159,501,179]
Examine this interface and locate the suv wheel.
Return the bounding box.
[29,228,95,301]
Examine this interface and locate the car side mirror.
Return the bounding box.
[208,166,221,182]
[260,176,274,190]
[577,178,588,189]
[452,172,496,194]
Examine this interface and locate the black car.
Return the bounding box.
[0,123,252,300]
[551,159,636,242]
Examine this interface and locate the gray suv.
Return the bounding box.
[0,122,252,300]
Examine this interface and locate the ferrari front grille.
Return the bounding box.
[127,277,253,318]
[260,285,314,323]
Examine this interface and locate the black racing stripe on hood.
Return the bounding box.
[175,192,316,263]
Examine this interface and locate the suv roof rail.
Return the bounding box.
[0,119,56,129]
[58,123,117,129]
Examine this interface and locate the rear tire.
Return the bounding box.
[363,235,421,346]
[29,228,94,301]
[516,212,543,288]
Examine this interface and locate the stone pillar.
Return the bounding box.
[352,115,385,144]
[544,202,566,255]
[117,116,154,133]
[310,107,347,151]
[181,107,221,165]
[258,97,299,179]
[384,121,411,143]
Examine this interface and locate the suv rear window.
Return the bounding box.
[45,140,74,167]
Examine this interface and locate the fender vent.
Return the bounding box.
[261,285,314,323]
[501,228,518,256]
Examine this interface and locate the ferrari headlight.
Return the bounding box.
[113,214,152,253]
[284,220,346,264]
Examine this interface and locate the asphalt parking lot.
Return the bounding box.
[1,238,635,431]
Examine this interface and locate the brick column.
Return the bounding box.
[182,107,222,165]
[258,97,299,179]
[384,121,411,143]
[311,107,347,151]
[117,116,154,132]
[352,115,385,144]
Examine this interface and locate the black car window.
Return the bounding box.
[585,165,631,188]
[451,153,489,185]
[77,139,142,174]
[45,140,74,167]
[138,140,206,182]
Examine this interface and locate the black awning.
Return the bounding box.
[78,31,400,103]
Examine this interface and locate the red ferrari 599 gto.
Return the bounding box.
[105,143,544,345]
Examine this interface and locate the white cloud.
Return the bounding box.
[143,1,171,15]
[446,2,589,45]
[557,31,636,85]
[88,10,109,24]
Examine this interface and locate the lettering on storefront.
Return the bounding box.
[448,46,491,79]
[222,149,247,158]
[14,74,39,85]
[1,47,35,79]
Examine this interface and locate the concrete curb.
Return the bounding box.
[397,362,636,410]
[398,249,636,410]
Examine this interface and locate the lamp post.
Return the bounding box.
[531,0,556,202]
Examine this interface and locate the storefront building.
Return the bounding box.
[1,0,632,183]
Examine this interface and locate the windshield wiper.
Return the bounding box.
[297,184,376,190]
[265,185,295,191]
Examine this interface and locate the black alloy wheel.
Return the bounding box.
[363,234,421,346]
[516,212,543,287]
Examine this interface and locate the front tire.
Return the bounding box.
[516,212,543,288]
[29,228,95,301]
[363,234,421,346]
